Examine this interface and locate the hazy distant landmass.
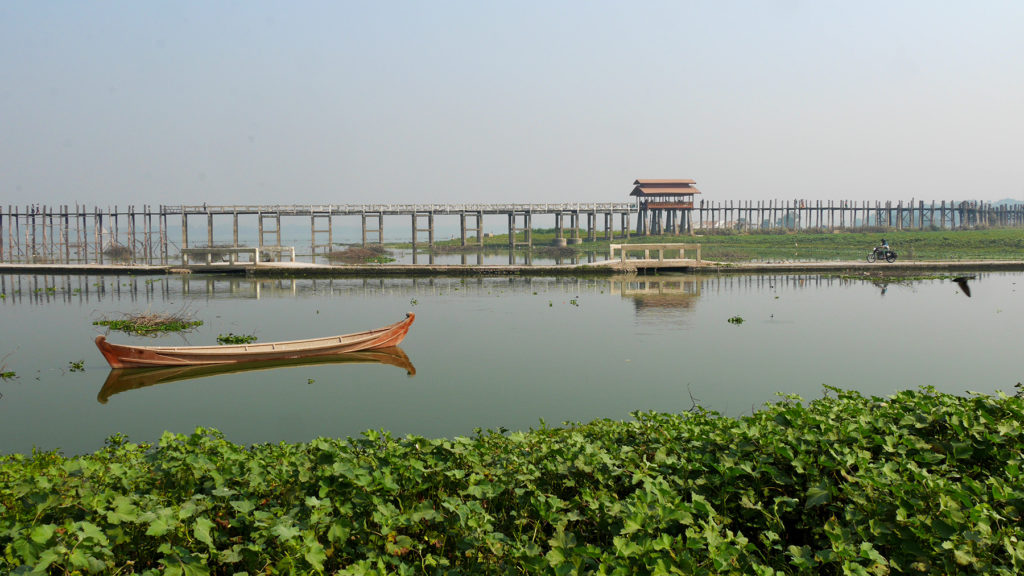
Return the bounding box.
[993,199,1023,206]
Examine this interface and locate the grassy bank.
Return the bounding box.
[3,387,1023,574]
[421,228,1024,263]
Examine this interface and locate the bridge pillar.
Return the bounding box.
[569,212,581,244]
[508,212,531,248]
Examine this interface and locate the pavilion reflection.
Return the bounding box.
[609,275,702,315]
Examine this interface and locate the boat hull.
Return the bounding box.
[95,312,414,368]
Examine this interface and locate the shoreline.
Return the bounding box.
[3,259,1024,277]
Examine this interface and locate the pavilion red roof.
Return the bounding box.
[630,179,701,197]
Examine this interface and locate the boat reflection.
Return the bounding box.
[98,346,415,403]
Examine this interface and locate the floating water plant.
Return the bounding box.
[94,312,202,335]
[216,333,258,345]
[728,315,745,324]
[1,387,1022,574]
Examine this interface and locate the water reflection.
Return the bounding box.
[609,276,702,314]
[0,273,173,304]
[98,346,415,403]
[1,270,1017,456]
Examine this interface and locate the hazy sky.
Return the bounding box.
[2,1,1023,207]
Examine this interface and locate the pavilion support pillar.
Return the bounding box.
[361,212,383,246]
[259,212,282,248]
[311,212,332,256]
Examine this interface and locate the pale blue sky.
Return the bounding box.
[2,1,1022,206]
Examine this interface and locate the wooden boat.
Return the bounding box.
[97,346,415,403]
[95,312,414,368]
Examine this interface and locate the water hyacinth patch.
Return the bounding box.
[1,386,1023,574]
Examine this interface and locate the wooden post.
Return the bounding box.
[96,208,104,264]
[207,209,214,247]
[144,206,152,264]
[160,208,168,265]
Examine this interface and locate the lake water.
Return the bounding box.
[1,271,1020,455]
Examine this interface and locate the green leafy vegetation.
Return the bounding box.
[365,255,396,264]
[327,245,396,264]
[728,316,745,324]
[216,333,258,345]
[1,352,15,381]
[2,387,1022,574]
[67,360,85,373]
[426,228,1024,263]
[93,312,203,335]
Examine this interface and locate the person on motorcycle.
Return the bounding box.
[880,239,889,251]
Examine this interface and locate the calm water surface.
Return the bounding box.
[1,271,1020,455]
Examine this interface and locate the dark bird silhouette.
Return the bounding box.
[953,276,974,298]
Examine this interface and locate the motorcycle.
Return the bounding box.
[867,246,897,263]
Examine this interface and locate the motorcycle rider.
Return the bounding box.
[880,239,890,252]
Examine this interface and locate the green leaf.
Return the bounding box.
[271,523,301,542]
[211,486,236,498]
[230,499,255,515]
[106,495,140,524]
[77,521,109,546]
[953,548,976,566]
[146,516,172,537]
[805,482,832,508]
[787,545,817,570]
[327,520,351,544]
[29,524,56,544]
[305,540,327,571]
[194,517,216,549]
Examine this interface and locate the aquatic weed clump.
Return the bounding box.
[93,312,203,335]
[1,386,1022,574]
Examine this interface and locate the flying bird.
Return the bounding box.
[953,276,974,298]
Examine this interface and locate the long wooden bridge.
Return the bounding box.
[1,199,1022,265]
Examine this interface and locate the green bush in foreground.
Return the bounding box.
[2,387,1023,575]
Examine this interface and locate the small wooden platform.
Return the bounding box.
[609,243,701,263]
[179,246,296,267]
